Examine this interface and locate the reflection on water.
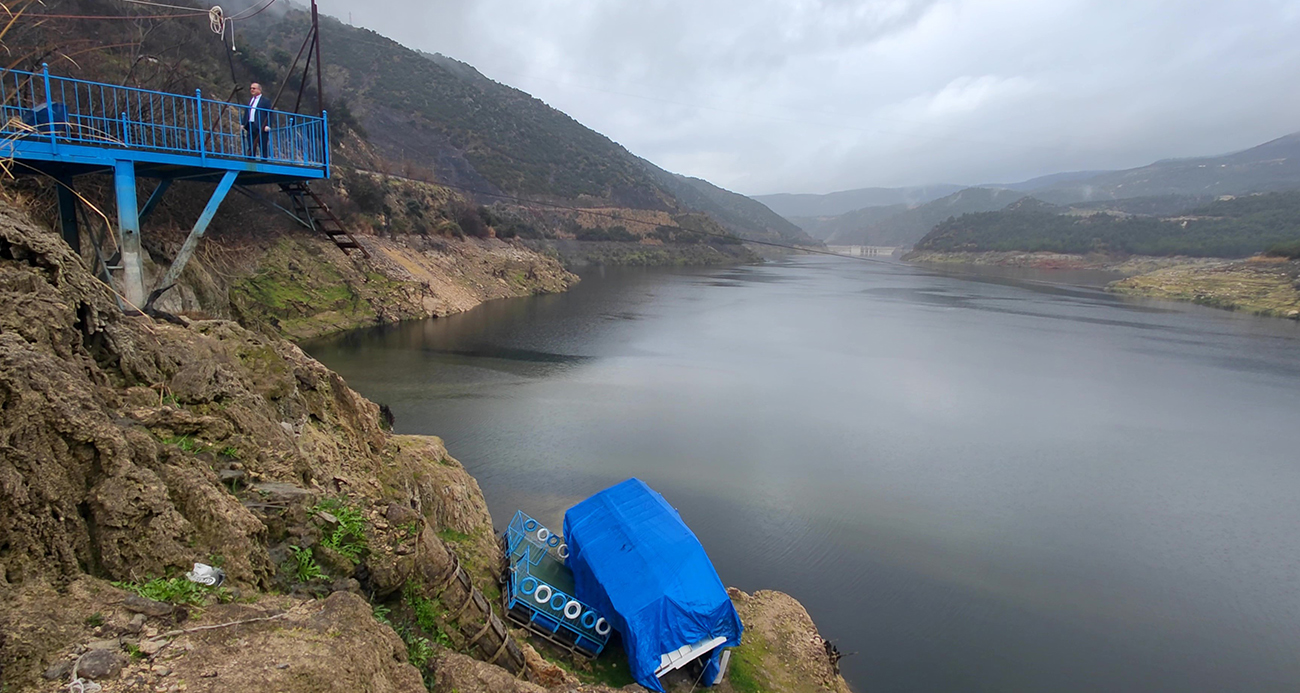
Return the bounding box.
[306,257,1300,693]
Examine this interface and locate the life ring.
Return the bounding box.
[523,519,538,532]
[520,577,538,595]
[581,611,598,629]
[550,593,568,611]
[533,584,552,604]
[547,534,561,548]
[536,527,550,543]
[595,618,611,636]
[564,600,582,620]
[557,544,570,559]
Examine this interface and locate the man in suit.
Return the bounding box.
[244,82,272,158]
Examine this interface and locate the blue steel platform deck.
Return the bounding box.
[0,66,329,184]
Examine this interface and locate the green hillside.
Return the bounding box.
[915,191,1300,258]
[649,170,816,244]
[240,10,804,243]
[1037,133,1300,203]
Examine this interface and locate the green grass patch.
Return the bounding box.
[405,634,435,670]
[725,640,772,693]
[436,527,471,544]
[402,581,453,647]
[112,577,211,606]
[313,498,369,563]
[585,648,637,688]
[289,545,325,583]
[163,435,211,455]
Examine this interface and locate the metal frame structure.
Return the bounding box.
[501,511,611,658]
[0,65,330,310]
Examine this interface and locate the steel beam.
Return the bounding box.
[139,178,172,224]
[55,176,79,254]
[144,170,237,310]
[114,160,144,308]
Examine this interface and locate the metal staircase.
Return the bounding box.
[279,181,370,257]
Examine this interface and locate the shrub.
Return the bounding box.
[112,577,209,606]
[349,175,387,215]
[449,199,492,238]
[1264,240,1300,259]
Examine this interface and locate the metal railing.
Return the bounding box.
[503,511,611,655]
[0,65,329,173]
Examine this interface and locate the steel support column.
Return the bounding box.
[114,160,144,308]
[139,178,172,224]
[145,170,238,310]
[55,176,79,254]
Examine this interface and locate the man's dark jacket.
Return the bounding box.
[244,95,273,131]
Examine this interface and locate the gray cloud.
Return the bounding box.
[317,0,1300,195]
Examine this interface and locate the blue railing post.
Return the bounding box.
[41,63,57,153]
[322,109,330,178]
[120,112,128,145]
[194,89,205,162]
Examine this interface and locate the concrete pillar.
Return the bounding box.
[114,160,144,308]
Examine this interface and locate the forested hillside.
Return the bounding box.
[238,10,809,244]
[1036,133,1300,203]
[915,191,1300,258]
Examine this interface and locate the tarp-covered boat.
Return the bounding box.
[563,478,743,691]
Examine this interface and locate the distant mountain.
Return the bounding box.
[1037,133,1300,203]
[754,185,965,218]
[790,204,908,242]
[986,170,1113,192]
[755,172,1112,220]
[810,187,1027,247]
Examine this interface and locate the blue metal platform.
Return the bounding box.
[0,66,331,309]
[502,511,612,657]
[0,65,329,183]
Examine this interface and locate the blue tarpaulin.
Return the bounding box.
[563,478,743,691]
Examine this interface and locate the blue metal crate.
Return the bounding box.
[503,511,611,657]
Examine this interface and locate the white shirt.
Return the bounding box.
[248,95,261,122]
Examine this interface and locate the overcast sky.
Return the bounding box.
[316,0,1300,196]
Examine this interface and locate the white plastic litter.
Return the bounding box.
[185,562,226,587]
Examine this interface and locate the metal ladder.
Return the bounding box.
[278,181,370,257]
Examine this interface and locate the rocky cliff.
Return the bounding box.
[0,200,853,692]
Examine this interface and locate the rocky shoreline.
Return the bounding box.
[0,200,852,692]
[906,250,1300,320]
[147,231,579,343]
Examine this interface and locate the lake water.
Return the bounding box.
[305,257,1300,692]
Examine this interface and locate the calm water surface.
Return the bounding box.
[306,257,1300,692]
